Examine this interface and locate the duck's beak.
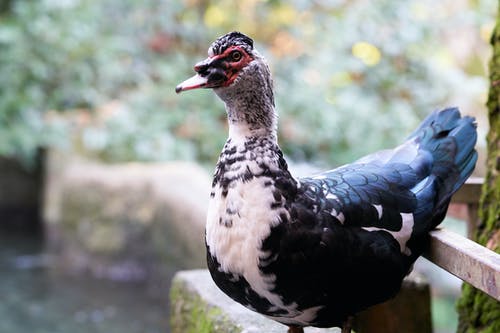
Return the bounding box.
[175,74,209,93]
[175,57,228,94]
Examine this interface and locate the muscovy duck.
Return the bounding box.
[175,32,478,333]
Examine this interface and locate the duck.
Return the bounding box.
[175,31,478,333]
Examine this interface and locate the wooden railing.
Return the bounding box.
[354,177,500,333]
[424,177,500,301]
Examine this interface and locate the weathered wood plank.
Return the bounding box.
[424,229,500,301]
[450,177,483,204]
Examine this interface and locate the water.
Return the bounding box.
[0,232,169,333]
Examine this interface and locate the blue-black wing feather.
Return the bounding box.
[298,107,477,239]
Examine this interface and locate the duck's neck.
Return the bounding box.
[213,103,286,194]
[215,57,277,142]
[225,99,276,139]
[227,120,277,146]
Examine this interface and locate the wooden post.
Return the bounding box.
[450,177,483,239]
[0,150,45,233]
[353,274,432,333]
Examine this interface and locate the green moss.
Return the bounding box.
[170,276,240,333]
[457,284,500,333]
[456,2,500,331]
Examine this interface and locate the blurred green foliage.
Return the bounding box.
[0,0,495,167]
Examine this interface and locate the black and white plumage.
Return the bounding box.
[176,32,478,332]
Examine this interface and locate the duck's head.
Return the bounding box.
[176,32,268,95]
[176,32,275,133]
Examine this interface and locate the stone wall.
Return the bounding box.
[43,151,212,291]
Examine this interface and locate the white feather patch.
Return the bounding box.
[363,212,414,255]
[206,156,290,310]
[330,208,345,224]
[266,305,324,326]
[326,193,339,200]
[373,204,383,219]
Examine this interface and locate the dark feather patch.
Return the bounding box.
[210,31,254,55]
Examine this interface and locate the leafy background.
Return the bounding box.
[0,0,494,169]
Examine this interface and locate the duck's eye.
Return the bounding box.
[230,50,242,62]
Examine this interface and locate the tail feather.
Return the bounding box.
[409,107,477,229]
[414,107,476,184]
[454,151,477,193]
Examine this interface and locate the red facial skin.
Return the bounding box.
[213,45,254,87]
[176,45,254,93]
